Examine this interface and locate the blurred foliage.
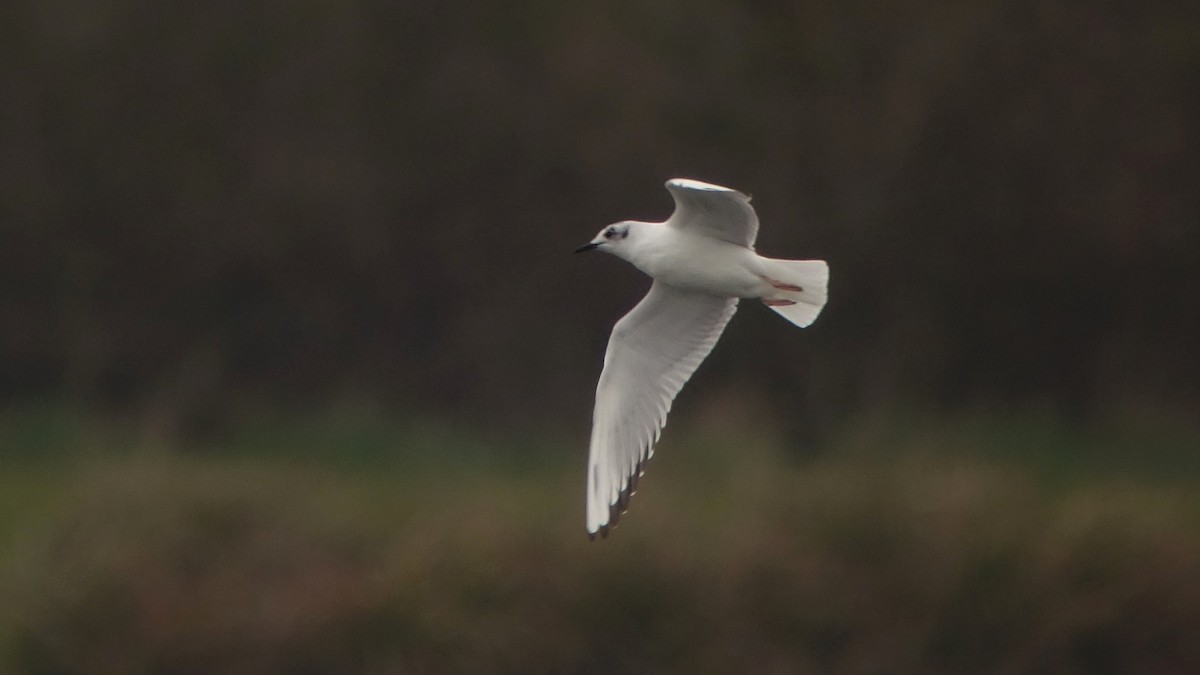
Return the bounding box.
[2,0,1198,441]
[3,431,1200,674]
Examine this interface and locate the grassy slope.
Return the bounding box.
[1,411,1199,674]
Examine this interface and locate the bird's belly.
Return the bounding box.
[638,243,765,298]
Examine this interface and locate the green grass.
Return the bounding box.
[1,409,1199,674]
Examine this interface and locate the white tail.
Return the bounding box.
[760,259,829,328]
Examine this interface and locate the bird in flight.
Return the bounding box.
[576,178,829,539]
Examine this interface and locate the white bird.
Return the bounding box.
[576,178,829,539]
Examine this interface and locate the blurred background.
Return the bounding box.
[2,0,1199,672]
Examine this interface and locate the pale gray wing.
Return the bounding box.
[664,178,759,249]
[586,282,738,538]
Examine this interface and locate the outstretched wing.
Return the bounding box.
[664,178,759,249]
[586,281,738,538]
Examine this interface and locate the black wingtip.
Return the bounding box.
[588,457,651,542]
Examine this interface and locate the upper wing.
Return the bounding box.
[586,282,738,538]
[664,178,759,249]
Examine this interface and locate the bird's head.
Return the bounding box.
[575,221,635,257]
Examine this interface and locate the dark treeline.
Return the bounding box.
[2,0,1197,441]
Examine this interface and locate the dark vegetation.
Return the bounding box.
[3,0,1197,436]
[2,0,1199,672]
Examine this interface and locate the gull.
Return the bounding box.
[576,178,829,539]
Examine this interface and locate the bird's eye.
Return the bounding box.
[604,229,616,239]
